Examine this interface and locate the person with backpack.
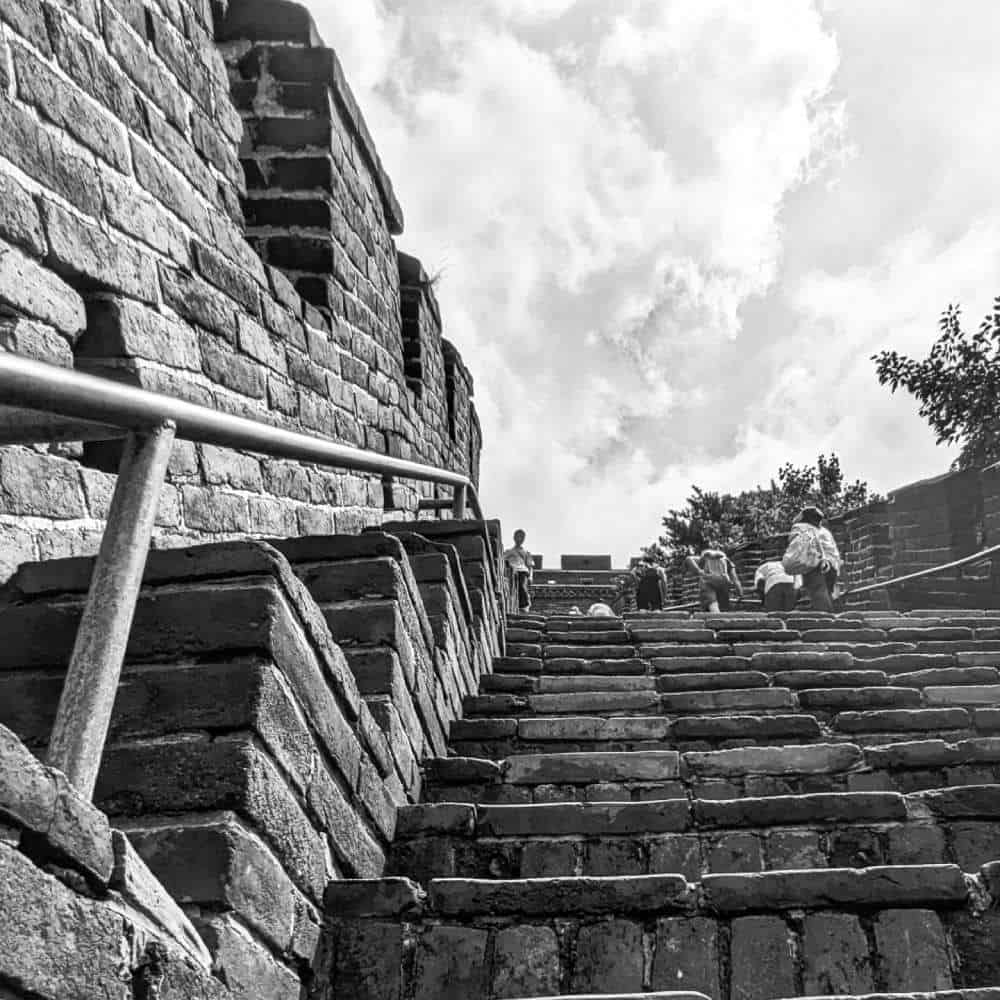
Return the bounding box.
[632,559,670,611]
[686,548,743,612]
[782,506,842,612]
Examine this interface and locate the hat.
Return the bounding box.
[798,506,824,526]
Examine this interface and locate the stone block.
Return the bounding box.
[328,919,405,1000]
[196,914,300,999]
[12,41,129,170]
[96,735,327,903]
[802,911,873,994]
[0,843,127,997]
[704,832,762,874]
[647,834,701,879]
[672,714,821,741]
[0,98,102,216]
[124,815,298,954]
[520,839,577,877]
[683,743,862,776]
[703,864,967,912]
[834,707,971,733]
[571,919,643,993]
[41,199,157,303]
[875,908,953,990]
[0,449,85,520]
[0,170,45,256]
[505,751,680,785]
[651,915,718,997]
[695,791,905,828]
[491,924,560,999]
[729,915,795,1000]
[767,829,825,869]
[585,839,645,876]
[0,243,86,340]
[412,924,488,1000]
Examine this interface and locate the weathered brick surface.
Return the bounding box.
[0,0,481,580]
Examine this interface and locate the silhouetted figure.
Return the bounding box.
[633,560,670,611]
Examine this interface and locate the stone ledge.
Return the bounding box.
[702,864,968,913]
[428,874,693,916]
[0,723,113,886]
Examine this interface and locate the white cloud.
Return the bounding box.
[304,0,1000,564]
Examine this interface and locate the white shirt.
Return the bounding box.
[754,561,801,594]
[504,545,533,575]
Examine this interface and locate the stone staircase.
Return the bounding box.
[326,608,1000,1000]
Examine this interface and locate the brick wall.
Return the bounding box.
[0,0,481,582]
[0,533,499,997]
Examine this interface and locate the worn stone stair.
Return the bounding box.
[326,609,1000,1000]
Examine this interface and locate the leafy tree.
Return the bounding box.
[644,454,878,569]
[873,299,1000,470]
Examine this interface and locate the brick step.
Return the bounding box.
[543,632,634,645]
[390,787,1000,881]
[544,618,627,631]
[463,689,799,717]
[449,708,1000,759]
[482,675,657,694]
[425,740,1000,803]
[323,867,992,999]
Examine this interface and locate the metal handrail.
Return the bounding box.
[0,352,484,797]
[0,353,482,513]
[842,543,1000,597]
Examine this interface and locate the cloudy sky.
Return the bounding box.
[306,0,1000,565]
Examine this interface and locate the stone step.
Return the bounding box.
[629,628,716,643]
[427,740,1000,804]
[543,631,633,645]
[390,788,1000,881]
[544,658,649,675]
[323,868,986,1000]
[543,645,638,659]
[482,675,657,694]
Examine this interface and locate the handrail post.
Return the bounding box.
[47,421,176,799]
[452,482,468,519]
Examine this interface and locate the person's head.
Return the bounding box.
[798,506,824,527]
[587,602,614,617]
[513,529,526,545]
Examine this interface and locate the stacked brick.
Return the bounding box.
[0,523,503,998]
[0,0,480,580]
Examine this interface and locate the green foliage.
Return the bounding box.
[873,299,1000,470]
[644,454,878,567]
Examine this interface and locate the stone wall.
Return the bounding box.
[0,0,481,581]
[0,531,500,997]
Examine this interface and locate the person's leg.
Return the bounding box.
[517,572,531,610]
[779,583,798,611]
[803,567,833,612]
[699,579,719,613]
[716,583,731,612]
